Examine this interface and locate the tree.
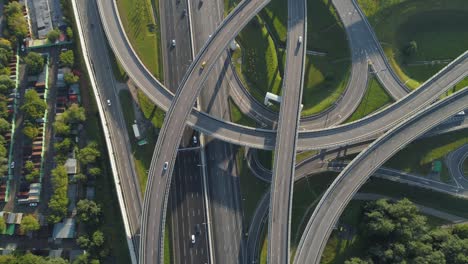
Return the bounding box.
[73,173,87,183]
[64,72,79,84]
[345,258,373,264]
[453,223,468,239]
[53,119,70,135]
[0,75,15,94]
[76,235,91,249]
[91,230,105,248]
[25,52,45,75]
[16,253,47,264]
[46,258,69,264]
[0,216,5,234]
[0,118,10,134]
[88,167,101,178]
[46,29,60,43]
[47,165,69,223]
[77,142,100,165]
[66,27,74,39]
[23,124,39,140]
[60,50,74,67]
[403,40,418,57]
[21,90,47,120]
[54,138,72,155]
[76,199,101,225]
[4,2,28,41]
[20,215,40,233]
[25,169,40,182]
[24,160,35,174]
[63,104,86,123]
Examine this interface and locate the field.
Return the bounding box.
[119,90,159,193]
[237,148,270,227]
[357,0,468,89]
[116,0,163,80]
[385,128,468,178]
[235,0,350,116]
[346,77,393,123]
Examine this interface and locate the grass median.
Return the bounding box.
[235,0,350,116]
[116,0,163,80]
[346,77,393,123]
[385,128,468,180]
[357,0,468,90]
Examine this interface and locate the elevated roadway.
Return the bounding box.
[293,87,468,264]
[137,0,272,263]
[267,0,307,262]
[97,0,468,151]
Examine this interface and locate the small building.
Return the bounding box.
[52,218,76,240]
[32,0,53,39]
[57,73,65,88]
[65,159,77,175]
[432,160,442,173]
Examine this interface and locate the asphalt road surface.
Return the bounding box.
[97,0,468,150]
[169,149,209,264]
[76,0,142,252]
[294,88,468,264]
[267,0,307,262]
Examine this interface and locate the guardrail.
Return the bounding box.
[71,1,137,263]
[294,87,468,264]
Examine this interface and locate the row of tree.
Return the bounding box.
[345,198,468,264]
[0,253,68,264]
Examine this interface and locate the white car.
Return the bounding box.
[107,99,111,106]
[193,136,197,144]
[29,203,38,207]
[10,162,14,169]
[163,162,169,171]
[298,36,303,44]
[191,234,196,244]
[171,39,176,47]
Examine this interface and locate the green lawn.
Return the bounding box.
[229,99,257,127]
[321,201,367,264]
[116,0,163,80]
[346,77,393,123]
[361,178,468,219]
[137,90,165,129]
[357,0,468,90]
[440,77,468,99]
[385,129,468,177]
[84,85,131,264]
[259,235,268,264]
[296,150,318,164]
[237,0,351,116]
[237,148,270,227]
[164,222,173,264]
[235,16,283,105]
[119,90,159,194]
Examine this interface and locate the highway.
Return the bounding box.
[293,87,468,264]
[169,149,209,264]
[96,0,467,151]
[267,0,307,262]
[446,144,468,190]
[138,0,272,262]
[190,0,247,262]
[74,0,143,256]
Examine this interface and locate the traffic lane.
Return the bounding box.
[161,0,192,90]
[293,88,468,264]
[268,0,306,261]
[77,0,142,232]
[204,141,244,264]
[170,150,209,264]
[97,0,468,150]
